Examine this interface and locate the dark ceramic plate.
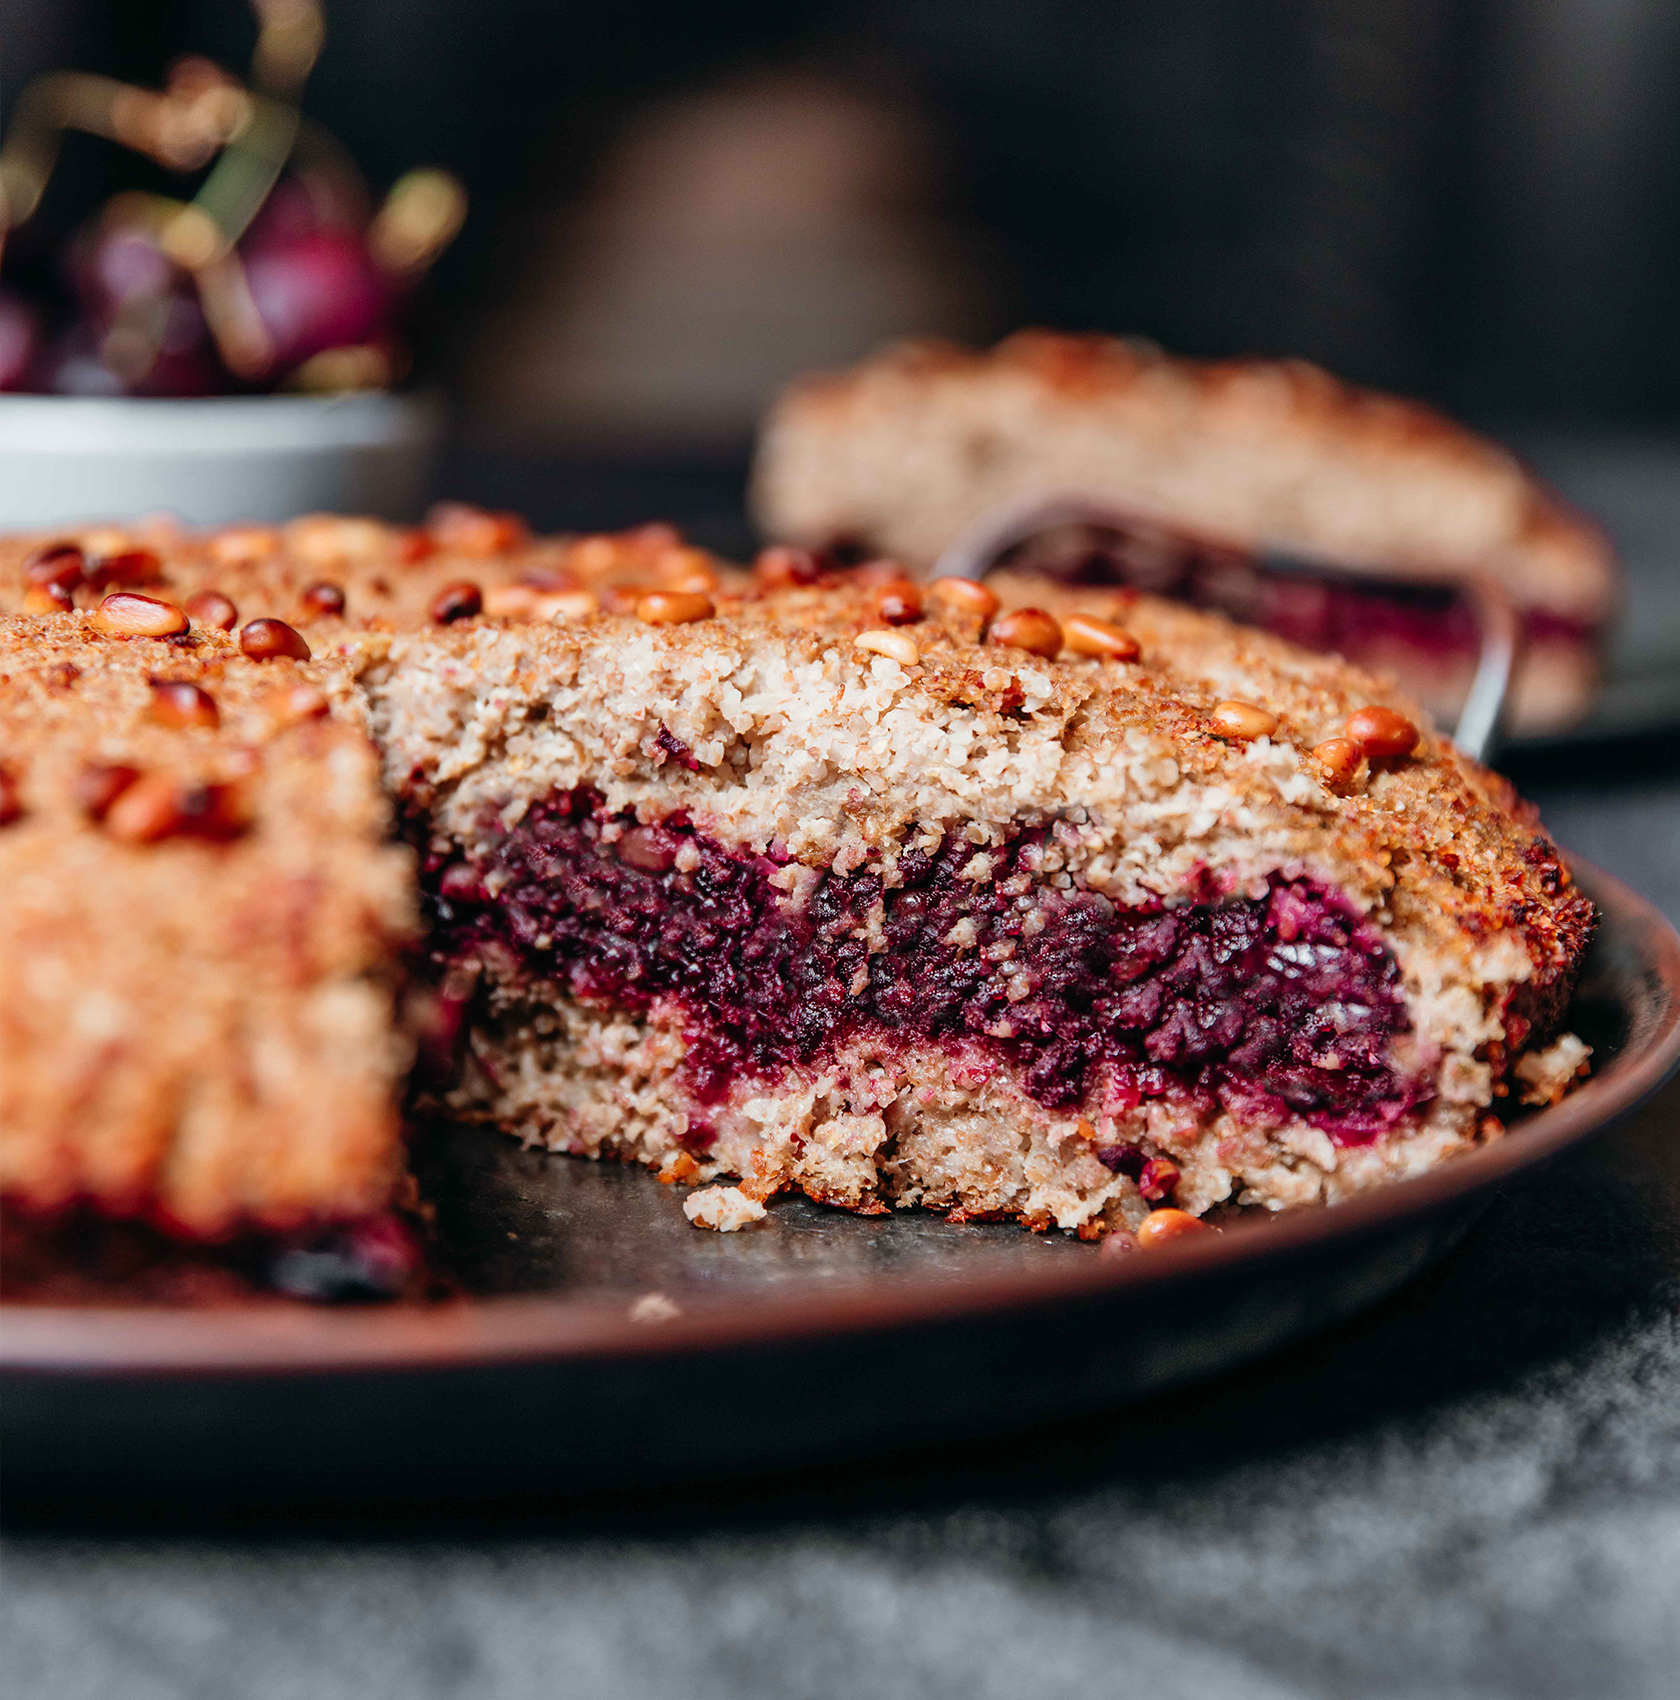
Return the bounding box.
[3,859,1677,1512]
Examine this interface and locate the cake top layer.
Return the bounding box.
[749,331,1617,621]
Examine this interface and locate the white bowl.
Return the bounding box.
[0,391,444,529]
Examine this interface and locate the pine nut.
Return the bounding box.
[1062,612,1140,660]
[206,525,280,565]
[855,628,920,665]
[94,593,189,638]
[482,583,539,618]
[184,590,239,631]
[86,547,162,589]
[24,543,85,590]
[988,607,1064,657]
[1311,736,1365,788]
[656,546,721,593]
[105,774,250,843]
[536,589,599,622]
[147,679,219,730]
[102,772,187,843]
[23,582,73,614]
[1210,700,1278,740]
[426,501,530,556]
[300,580,346,617]
[636,590,714,625]
[754,545,824,589]
[76,763,140,820]
[266,683,331,726]
[516,565,581,593]
[1135,1207,1215,1248]
[875,579,925,625]
[239,617,311,661]
[927,577,1000,622]
[429,581,484,624]
[1344,704,1419,758]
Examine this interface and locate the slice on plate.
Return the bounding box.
[750,331,1618,737]
[347,553,1596,1236]
[0,516,1596,1255]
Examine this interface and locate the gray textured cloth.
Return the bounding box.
[7,444,1680,1700]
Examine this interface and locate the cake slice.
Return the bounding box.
[0,610,415,1240]
[345,554,1595,1235]
[0,515,1596,1252]
[750,332,1619,736]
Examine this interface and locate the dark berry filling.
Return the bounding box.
[423,792,1426,1147]
[1008,522,1595,661]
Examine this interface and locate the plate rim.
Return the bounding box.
[5,856,1678,1378]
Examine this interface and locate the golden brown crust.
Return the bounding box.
[0,614,416,1237]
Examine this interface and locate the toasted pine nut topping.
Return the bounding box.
[301,580,347,617]
[1135,1207,1215,1248]
[87,548,162,589]
[75,763,140,820]
[1062,612,1140,660]
[482,583,540,619]
[239,617,311,661]
[754,545,824,588]
[103,773,251,844]
[855,628,920,665]
[147,680,220,730]
[24,583,73,614]
[1344,704,1419,758]
[1210,700,1278,741]
[24,543,85,589]
[287,514,388,569]
[102,772,187,843]
[537,589,600,622]
[988,607,1063,658]
[636,591,714,625]
[94,593,189,639]
[266,684,331,726]
[184,589,238,631]
[429,581,484,624]
[427,501,530,556]
[875,579,925,625]
[206,526,281,566]
[656,546,721,594]
[1311,736,1365,787]
[516,564,582,594]
[927,577,1000,622]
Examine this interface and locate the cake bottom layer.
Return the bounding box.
[429,991,1495,1236]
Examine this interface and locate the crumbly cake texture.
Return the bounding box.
[0,515,1595,1245]
[0,615,416,1238]
[749,332,1618,731]
[348,560,1591,1231]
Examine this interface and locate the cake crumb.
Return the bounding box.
[628,1291,682,1323]
[1514,1032,1592,1106]
[684,1185,768,1231]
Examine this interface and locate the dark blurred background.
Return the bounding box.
[8,0,1680,464]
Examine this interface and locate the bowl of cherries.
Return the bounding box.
[0,7,464,529]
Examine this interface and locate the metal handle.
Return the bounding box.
[932,492,1520,763]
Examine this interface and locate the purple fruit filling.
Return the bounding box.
[422,792,1427,1147]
